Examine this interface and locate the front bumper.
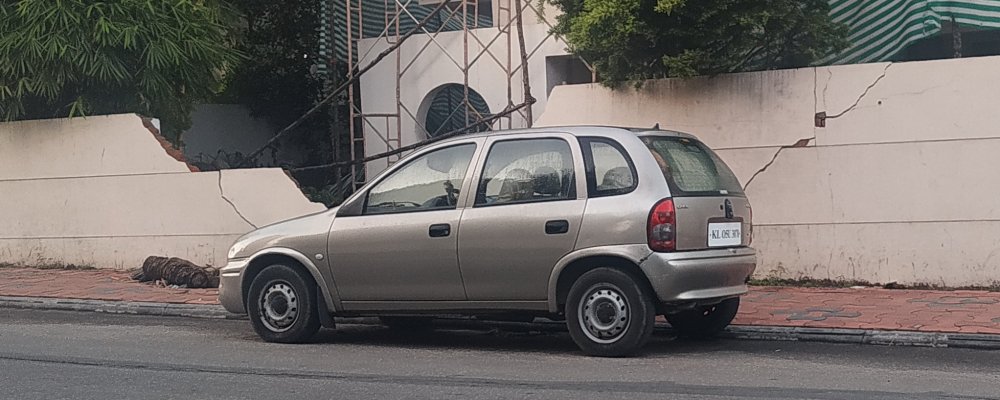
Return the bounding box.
[639,247,757,306]
[218,259,249,314]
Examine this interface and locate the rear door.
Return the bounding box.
[640,136,751,250]
[457,134,587,301]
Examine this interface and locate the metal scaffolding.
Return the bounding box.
[340,0,587,187]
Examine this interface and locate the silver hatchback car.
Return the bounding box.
[219,126,755,356]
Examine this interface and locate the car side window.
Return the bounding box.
[475,138,576,206]
[581,138,637,197]
[365,144,476,214]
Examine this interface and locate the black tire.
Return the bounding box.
[247,264,321,343]
[666,297,740,338]
[565,268,656,357]
[379,316,435,334]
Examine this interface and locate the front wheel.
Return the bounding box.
[565,268,656,357]
[666,297,740,338]
[247,264,321,343]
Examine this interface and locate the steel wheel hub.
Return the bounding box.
[260,282,298,333]
[579,286,629,344]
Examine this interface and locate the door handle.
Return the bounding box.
[545,220,570,235]
[429,223,451,238]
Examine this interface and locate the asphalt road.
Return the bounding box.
[0,309,998,400]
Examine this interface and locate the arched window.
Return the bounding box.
[419,84,492,138]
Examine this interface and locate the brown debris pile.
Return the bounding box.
[131,256,220,289]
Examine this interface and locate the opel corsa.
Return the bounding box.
[219,126,756,357]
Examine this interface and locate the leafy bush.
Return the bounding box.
[544,0,848,86]
[0,0,243,141]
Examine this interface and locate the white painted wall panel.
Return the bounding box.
[0,114,325,269]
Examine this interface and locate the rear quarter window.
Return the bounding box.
[579,137,637,197]
[641,136,744,196]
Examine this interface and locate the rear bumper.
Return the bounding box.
[639,247,756,306]
[218,259,249,314]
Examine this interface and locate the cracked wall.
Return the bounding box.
[537,56,1000,286]
[0,114,325,269]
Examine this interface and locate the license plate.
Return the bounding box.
[708,222,742,247]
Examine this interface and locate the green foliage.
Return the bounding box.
[544,0,849,86]
[0,0,242,141]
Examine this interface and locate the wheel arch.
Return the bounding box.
[547,246,657,314]
[241,248,340,313]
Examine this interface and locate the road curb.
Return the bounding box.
[431,318,1000,350]
[0,296,244,320]
[724,325,1000,350]
[3,296,999,350]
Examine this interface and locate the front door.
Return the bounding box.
[458,136,587,301]
[328,142,479,301]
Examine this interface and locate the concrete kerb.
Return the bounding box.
[0,296,243,320]
[722,325,1000,350]
[2,295,999,350]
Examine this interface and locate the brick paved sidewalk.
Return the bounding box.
[0,268,218,305]
[2,267,999,335]
[737,286,1000,335]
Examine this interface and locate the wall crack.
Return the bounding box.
[823,63,893,121]
[821,68,833,109]
[218,171,258,229]
[742,137,814,191]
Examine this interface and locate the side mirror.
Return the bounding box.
[337,191,365,217]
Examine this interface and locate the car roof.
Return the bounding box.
[437,125,698,144]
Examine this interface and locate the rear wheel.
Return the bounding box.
[666,297,740,338]
[247,264,321,343]
[565,268,655,357]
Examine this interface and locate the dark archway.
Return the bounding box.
[420,84,492,138]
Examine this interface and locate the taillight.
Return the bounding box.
[748,204,754,246]
[648,198,676,252]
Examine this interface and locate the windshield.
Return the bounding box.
[641,136,744,196]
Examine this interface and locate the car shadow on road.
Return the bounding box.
[296,322,742,357]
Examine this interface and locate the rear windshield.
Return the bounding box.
[641,136,744,196]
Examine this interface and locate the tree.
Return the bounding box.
[0,0,242,141]
[226,0,323,131]
[223,0,336,168]
[544,0,848,86]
